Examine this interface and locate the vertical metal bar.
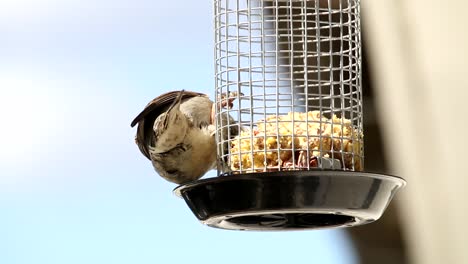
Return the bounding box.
[288,0,296,169]
[246,1,251,173]
[346,0,353,171]
[256,0,266,173]
[327,0,336,165]
[338,0,347,170]
[214,0,221,175]
[274,0,281,171]
[357,0,364,169]
[302,0,310,170]
[314,0,324,169]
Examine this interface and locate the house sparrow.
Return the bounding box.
[130,90,239,184]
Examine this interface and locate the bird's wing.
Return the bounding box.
[130,90,208,160]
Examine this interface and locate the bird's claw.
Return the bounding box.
[211,91,243,125]
[219,91,243,109]
[297,150,308,168]
[282,151,319,169]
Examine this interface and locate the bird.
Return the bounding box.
[130,90,240,184]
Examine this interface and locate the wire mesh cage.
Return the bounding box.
[175,0,405,231]
[214,0,363,174]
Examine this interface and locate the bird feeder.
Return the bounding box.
[175,0,405,230]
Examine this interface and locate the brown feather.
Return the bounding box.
[130,90,207,160]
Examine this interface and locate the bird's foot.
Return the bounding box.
[211,91,243,125]
[219,91,243,109]
[297,150,308,168]
[217,158,232,173]
[310,156,319,168]
[293,151,320,169]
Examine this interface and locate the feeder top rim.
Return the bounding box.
[173,170,406,197]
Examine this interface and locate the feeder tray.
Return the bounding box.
[174,170,406,231]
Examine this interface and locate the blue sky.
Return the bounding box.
[0,1,357,263]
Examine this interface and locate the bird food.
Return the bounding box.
[229,111,363,173]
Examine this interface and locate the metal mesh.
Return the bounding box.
[215,0,363,175]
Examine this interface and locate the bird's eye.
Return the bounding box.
[167,169,178,174]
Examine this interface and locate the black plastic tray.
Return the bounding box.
[174,170,406,231]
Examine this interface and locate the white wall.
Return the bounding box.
[362,1,468,263]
